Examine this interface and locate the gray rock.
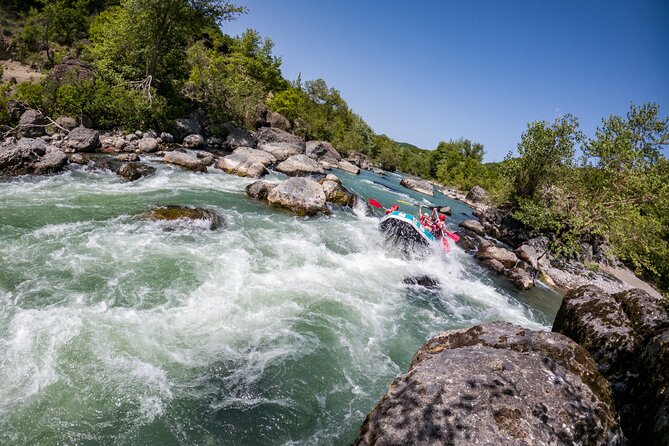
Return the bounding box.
[266,177,328,216]
[55,116,78,132]
[305,140,342,163]
[475,245,519,268]
[246,181,278,201]
[116,162,155,182]
[267,111,291,131]
[196,151,215,166]
[173,118,201,141]
[116,153,140,162]
[275,154,325,177]
[439,206,452,215]
[459,219,485,236]
[255,127,305,161]
[162,151,207,172]
[319,174,357,207]
[67,127,100,152]
[69,153,87,165]
[356,322,622,446]
[143,130,157,139]
[182,134,205,149]
[0,138,67,176]
[138,137,159,153]
[216,147,275,178]
[466,185,489,203]
[18,109,47,138]
[337,159,360,175]
[553,285,669,444]
[125,133,138,142]
[222,123,255,150]
[160,132,174,143]
[505,267,534,290]
[400,176,433,196]
[347,151,373,170]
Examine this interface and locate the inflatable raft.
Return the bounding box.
[378,211,435,253]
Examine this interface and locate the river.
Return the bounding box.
[0,159,561,445]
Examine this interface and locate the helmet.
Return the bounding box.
[439,214,446,221]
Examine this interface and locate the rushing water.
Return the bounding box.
[0,159,561,445]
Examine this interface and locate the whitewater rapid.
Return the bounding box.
[0,161,559,445]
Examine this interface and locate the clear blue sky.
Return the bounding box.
[224,1,669,162]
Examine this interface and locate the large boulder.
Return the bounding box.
[0,138,67,176]
[216,147,275,178]
[254,127,305,161]
[305,140,342,164]
[18,109,48,138]
[66,126,100,152]
[459,219,485,236]
[337,160,360,175]
[182,134,206,149]
[466,185,489,203]
[347,151,373,170]
[138,137,160,153]
[266,177,328,216]
[319,174,357,207]
[32,146,68,175]
[356,322,622,445]
[275,154,325,177]
[400,176,433,196]
[246,181,278,201]
[143,206,223,230]
[162,151,207,172]
[173,118,201,141]
[117,162,155,182]
[55,116,78,132]
[475,245,519,269]
[267,111,291,132]
[553,285,669,444]
[222,123,255,150]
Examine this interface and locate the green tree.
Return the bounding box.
[89,0,244,88]
[507,114,583,198]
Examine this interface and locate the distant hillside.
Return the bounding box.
[394,141,426,151]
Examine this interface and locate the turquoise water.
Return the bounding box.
[0,159,561,445]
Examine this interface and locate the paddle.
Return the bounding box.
[369,198,384,209]
[446,231,460,242]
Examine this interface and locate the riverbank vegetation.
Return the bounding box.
[1,0,667,294]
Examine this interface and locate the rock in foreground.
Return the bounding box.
[553,285,669,444]
[356,322,622,446]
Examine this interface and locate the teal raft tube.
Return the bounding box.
[378,211,436,253]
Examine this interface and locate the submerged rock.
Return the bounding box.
[266,177,328,216]
[143,206,223,230]
[356,322,622,446]
[117,162,155,182]
[400,176,433,196]
[162,151,207,172]
[402,275,440,288]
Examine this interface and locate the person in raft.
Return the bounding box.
[385,204,399,215]
[418,205,433,228]
[430,213,447,238]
